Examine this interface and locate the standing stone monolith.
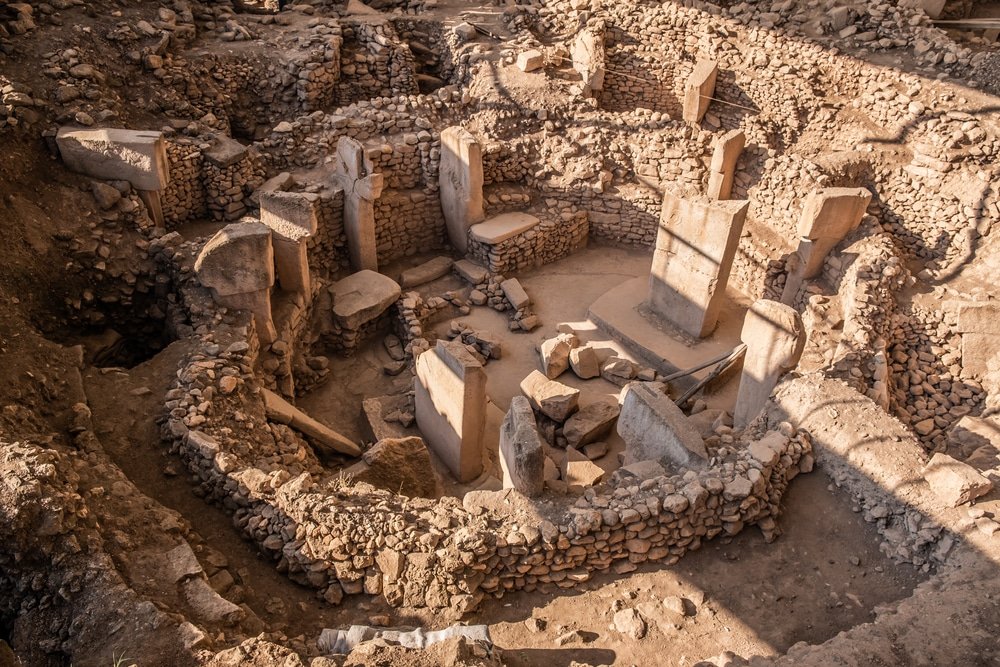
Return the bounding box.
[781,187,872,303]
[194,221,277,345]
[439,127,484,253]
[682,59,718,124]
[571,20,606,97]
[414,340,487,482]
[499,396,545,497]
[260,190,319,298]
[648,192,749,338]
[335,136,383,271]
[734,299,806,429]
[706,129,746,200]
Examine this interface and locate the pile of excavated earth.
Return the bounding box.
[2,0,1000,665]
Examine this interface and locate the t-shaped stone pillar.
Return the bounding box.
[706,129,745,200]
[334,136,383,272]
[733,299,806,429]
[648,192,749,338]
[439,127,484,254]
[682,59,718,124]
[194,221,277,345]
[260,190,319,298]
[780,187,872,303]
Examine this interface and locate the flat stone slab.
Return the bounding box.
[330,270,401,330]
[454,259,488,285]
[520,370,580,422]
[564,398,620,448]
[56,126,169,191]
[923,452,993,507]
[204,133,249,168]
[263,388,361,457]
[469,212,540,244]
[400,256,454,288]
[618,382,707,467]
[194,222,274,298]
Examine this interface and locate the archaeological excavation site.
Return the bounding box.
[4,0,1000,664]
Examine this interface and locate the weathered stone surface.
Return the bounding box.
[734,300,806,429]
[499,396,545,497]
[564,399,620,447]
[648,193,749,338]
[351,437,440,498]
[400,256,454,288]
[56,126,169,190]
[562,447,604,486]
[613,608,647,640]
[500,278,530,310]
[601,356,637,385]
[791,187,872,281]
[706,129,745,200]
[330,270,401,330]
[469,212,540,244]
[414,340,487,482]
[539,333,578,379]
[618,382,707,467]
[569,344,600,379]
[517,49,544,72]
[923,452,992,507]
[440,127,484,253]
[454,259,488,285]
[520,370,580,422]
[682,59,718,124]
[195,222,274,297]
[335,136,383,271]
[263,389,361,457]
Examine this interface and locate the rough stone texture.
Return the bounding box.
[706,129,745,200]
[499,397,545,497]
[56,126,169,191]
[922,453,993,507]
[648,192,749,338]
[539,333,578,379]
[262,389,361,457]
[520,370,580,422]
[564,399,621,447]
[682,59,718,124]
[954,302,1000,378]
[400,256,454,288]
[734,300,806,429]
[330,270,402,330]
[440,126,484,253]
[561,447,604,487]
[569,345,600,379]
[335,136,384,271]
[351,437,440,498]
[618,382,708,467]
[414,340,487,482]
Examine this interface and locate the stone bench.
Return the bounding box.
[466,211,589,274]
[326,269,401,354]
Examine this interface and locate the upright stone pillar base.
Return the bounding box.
[439,127,485,253]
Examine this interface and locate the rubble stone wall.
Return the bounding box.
[163,139,209,227]
[467,212,589,274]
[374,189,446,265]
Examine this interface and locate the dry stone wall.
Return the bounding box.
[162,139,208,227]
[374,190,446,265]
[467,212,589,275]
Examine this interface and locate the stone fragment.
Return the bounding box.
[601,356,636,385]
[454,259,489,285]
[569,344,600,379]
[262,389,361,457]
[500,278,531,310]
[562,447,604,486]
[539,333,578,379]
[613,608,647,640]
[499,396,545,497]
[923,452,993,507]
[56,126,169,190]
[563,399,620,447]
[400,256,454,288]
[516,49,544,72]
[330,270,401,330]
[351,437,440,498]
[520,370,580,422]
[583,441,608,460]
[618,382,708,467]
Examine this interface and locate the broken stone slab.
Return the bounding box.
[330,270,401,330]
[454,259,488,285]
[262,388,361,457]
[520,370,581,422]
[203,133,249,169]
[318,624,492,655]
[618,382,708,467]
[500,277,531,310]
[682,59,718,124]
[539,333,579,379]
[440,127,485,253]
[164,542,204,584]
[734,300,806,430]
[348,436,440,498]
[400,256,454,288]
[414,340,487,483]
[923,452,993,507]
[601,356,637,385]
[563,398,620,447]
[56,126,169,191]
[562,447,604,486]
[181,577,245,626]
[569,344,600,379]
[195,222,274,297]
[499,396,545,497]
[259,190,319,237]
[469,212,540,245]
[706,129,746,200]
[648,193,749,338]
[517,49,544,72]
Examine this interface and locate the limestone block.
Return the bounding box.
[500,277,530,310]
[618,382,707,467]
[335,136,383,271]
[454,259,488,285]
[923,452,992,507]
[260,190,319,236]
[352,436,440,498]
[955,302,1000,333]
[469,212,540,244]
[499,396,545,497]
[194,222,274,298]
[262,388,361,457]
[564,399,620,447]
[734,300,806,429]
[682,60,718,124]
[570,22,606,95]
[648,193,749,338]
[520,370,580,422]
[182,577,245,625]
[539,333,578,379]
[203,134,249,169]
[562,447,604,486]
[440,127,485,253]
[794,187,872,278]
[961,333,1000,378]
[400,256,453,288]
[414,340,487,482]
[517,49,544,72]
[330,270,401,330]
[569,344,600,379]
[706,129,746,200]
[56,126,169,191]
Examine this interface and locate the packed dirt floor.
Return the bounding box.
[4,0,1000,666]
